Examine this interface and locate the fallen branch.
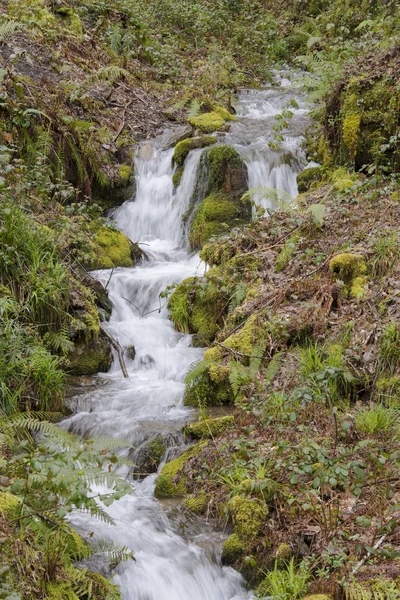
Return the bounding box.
[100,324,129,379]
[351,534,387,575]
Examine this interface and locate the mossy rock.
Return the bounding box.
[228,495,268,542]
[168,274,222,345]
[172,166,184,189]
[89,226,138,270]
[184,494,207,513]
[67,333,112,376]
[188,112,226,133]
[189,191,245,249]
[296,166,324,193]
[213,105,237,122]
[324,69,400,171]
[329,253,367,297]
[0,492,21,518]
[187,145,250,250]
[184,369,232,407]
[131,434,178,476]
[154,444,204,498]
[203,145,248,198]
[55,6,83,38]
[223,314,269,360]
[275,542,293,562]
[221,533,245,565]
[172,136,217,167]
[183,415,234,439]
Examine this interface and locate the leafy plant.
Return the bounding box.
[355,404,396,435]
[256,559,311,599]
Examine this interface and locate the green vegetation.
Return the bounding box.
[187,145,251,250]
[183,415,234,439]
[90,226,134,270]
[1,0,400,595]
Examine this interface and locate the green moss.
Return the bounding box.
[329,253,367,295]
[168,277,193,334]
[118,164,133,185]
[296,167,324,193]
[184,494,207,513]
[224,314,268,358]
[172,166,184,188]
[91,226,133,270]
[168,275,222,344]
[147,438,166,467]
[154,444,204,498]
[67,337,111,376]
[46,581,80,600]
[189,192,239,249]
[350,275,367,298]
[172,136,217,167]
[343,113,361,161]
[188,112,226,133]
[9,0,58,27]
[276,543,292,562]
[0,492,21,518]
[183,415,234,439]
[55,6,83,38]
[228,495,268,542]
[205,145,246,195]
[184,367,232,407]
[213,105,237,122]
[221,533,245,565]
[330,167,359,192]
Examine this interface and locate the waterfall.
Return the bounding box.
[63,75,310,600]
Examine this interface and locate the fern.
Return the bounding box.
[185,359,213,385]
[228,360,250,395]
[0,20,20,43]
[246,185,296,213]
[93,540,134,567]
[164,93,192,114]
[265,351,284,384]
[91,66,130,84]
[228,283,247,312]
[345,582,400,600]
[188,99,201,118]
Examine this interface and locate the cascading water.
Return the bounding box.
[64,74,310,599]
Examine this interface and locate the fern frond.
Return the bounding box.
[93,539,134,566]
[91,66,130,84]
[247,185,296,212]
[265,351,284,384]
[188,99,201,118]
[185,359,213,385]
[0,20,20,43]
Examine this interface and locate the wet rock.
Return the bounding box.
[67,332,112,376]
[186,145,250,250]
[138,143,154,161]
[130,433,181,476]
[125,345,136,361]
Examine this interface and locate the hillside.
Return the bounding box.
[0,0,400,598]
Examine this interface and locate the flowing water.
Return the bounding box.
[64,73,310,599]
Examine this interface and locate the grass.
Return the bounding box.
[379,322,400,375]
[256,559,311,599]
[355,403,397,435]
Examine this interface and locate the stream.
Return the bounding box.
[64,73,310,599]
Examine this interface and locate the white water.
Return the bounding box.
[64,75,310,599]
